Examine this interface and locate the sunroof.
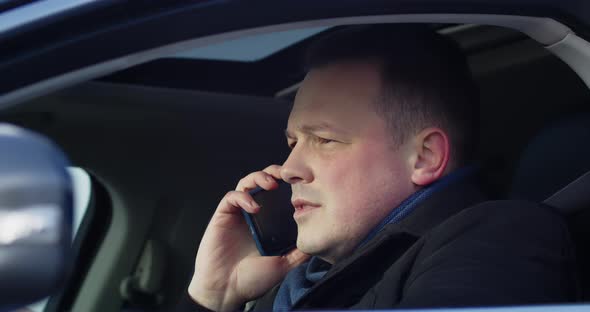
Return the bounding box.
[173,27,329,62]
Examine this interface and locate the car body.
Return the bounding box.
[1,1,590,311]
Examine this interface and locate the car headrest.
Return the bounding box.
[510,114,590,206]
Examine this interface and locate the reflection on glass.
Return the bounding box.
[23,167,92,312]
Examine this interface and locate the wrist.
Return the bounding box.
[188,284,243,312]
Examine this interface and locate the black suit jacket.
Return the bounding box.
[249,180,579,310]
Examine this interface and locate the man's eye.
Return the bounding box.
[316,137,336,145]
[288,141,297,149]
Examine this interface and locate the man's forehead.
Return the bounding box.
[292,63,381,111]
[286,62,385,135]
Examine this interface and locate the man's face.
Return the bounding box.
[282,62,418,263]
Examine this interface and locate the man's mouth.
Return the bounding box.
[292,198,321,218]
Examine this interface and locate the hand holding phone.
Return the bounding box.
[189,166,309,312]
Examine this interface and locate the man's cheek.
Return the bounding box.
[320,153,363,183]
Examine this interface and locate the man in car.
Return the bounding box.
[187,25,577,311]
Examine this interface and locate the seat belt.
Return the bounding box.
[544,170,590,214]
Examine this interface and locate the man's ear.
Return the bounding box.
[410,128,450,186]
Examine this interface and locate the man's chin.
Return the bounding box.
[296,232,357,264]
[296,233,330,258]
[295,235,319,256]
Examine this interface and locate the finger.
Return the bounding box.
[236,171,279,192]
[217,191,259,214]
[262,164,282,179]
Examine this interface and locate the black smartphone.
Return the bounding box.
[241,181,297,256]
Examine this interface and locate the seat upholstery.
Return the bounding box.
[510,114,590,300]
[510,114,590,204]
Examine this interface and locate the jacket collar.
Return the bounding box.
[394,174,487,237]
[357,165,480,247]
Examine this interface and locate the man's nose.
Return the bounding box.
[280,146,313,184]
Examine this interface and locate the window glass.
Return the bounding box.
[173,26,329,62]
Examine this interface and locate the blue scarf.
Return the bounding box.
[272,166,476,311]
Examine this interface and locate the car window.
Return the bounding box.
[21,167,93,312]
[173,27,328,62]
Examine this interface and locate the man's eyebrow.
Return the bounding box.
[285,123,346,138]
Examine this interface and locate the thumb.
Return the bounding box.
[235,249,310,300]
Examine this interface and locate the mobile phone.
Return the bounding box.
[241,180,297,256]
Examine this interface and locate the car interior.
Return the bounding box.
[2,22,590,311]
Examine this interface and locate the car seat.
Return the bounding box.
[510,113,590,301]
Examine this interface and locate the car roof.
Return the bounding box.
[0,0,589,108]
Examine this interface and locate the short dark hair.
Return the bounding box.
[305,24,480,166]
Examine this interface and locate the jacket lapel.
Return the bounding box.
[293,228,419,309]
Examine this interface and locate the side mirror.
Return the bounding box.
[0,124,72,307]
